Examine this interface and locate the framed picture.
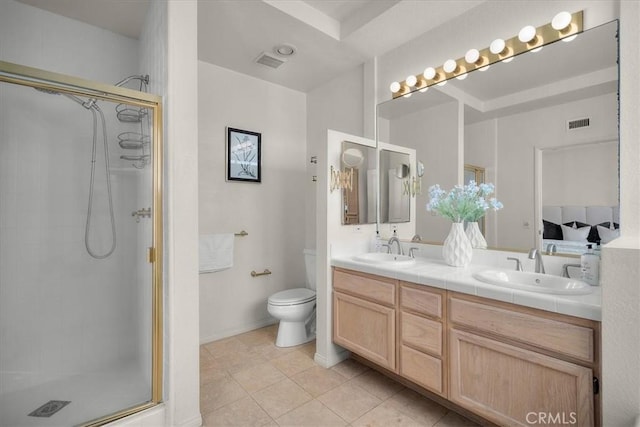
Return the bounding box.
[226,127,261,183]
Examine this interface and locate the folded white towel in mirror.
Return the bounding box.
[199,233,234,273]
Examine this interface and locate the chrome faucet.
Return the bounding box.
[388,236,404,255]
[528,248,546,274]
[546,243,557,255]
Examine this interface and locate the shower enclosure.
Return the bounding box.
[0,62,163,426]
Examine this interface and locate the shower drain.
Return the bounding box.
[28,400,71,418]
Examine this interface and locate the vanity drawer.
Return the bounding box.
[401,311,442,357]
[333,268,396,306]
[449,296,594,363]
[400,344,443,395]
[400,282,443,319]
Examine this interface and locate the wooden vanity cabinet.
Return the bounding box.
[399,282,446,396]
[332,268,396,371]
[448,293,599,427]
[332,268,600,426]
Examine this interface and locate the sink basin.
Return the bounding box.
[473,269,592,295]
[352,252,416,266]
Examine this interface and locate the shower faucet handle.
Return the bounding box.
[132,207,151,223]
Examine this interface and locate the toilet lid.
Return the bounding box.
[268,288,316,306]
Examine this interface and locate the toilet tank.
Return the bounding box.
[304,249,316,290]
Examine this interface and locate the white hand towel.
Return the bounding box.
[199,233,234,273]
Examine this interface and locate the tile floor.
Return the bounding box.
[200,325,479,426]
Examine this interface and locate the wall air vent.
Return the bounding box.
[567,117,591,131]
[255,52,286,69]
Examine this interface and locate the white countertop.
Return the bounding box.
[331,255,602,321]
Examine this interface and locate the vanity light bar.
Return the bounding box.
[390,10,583,99]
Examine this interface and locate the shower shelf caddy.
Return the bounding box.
[116,75,151,169]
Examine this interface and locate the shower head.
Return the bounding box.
[114,74,149,88]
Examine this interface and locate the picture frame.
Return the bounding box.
[226,127,261,183]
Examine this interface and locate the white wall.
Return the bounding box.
[495,92,617,250]
[542,141,618,206]
[198,61,307,343]
[307,67,368,367]
[0,0,143,393]
[465,119,498,246]
[162,1,201,426]
[0,0,138,82]
[306,65,365,250]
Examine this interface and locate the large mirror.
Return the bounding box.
[377,20,619,254]
[341,141,377,225]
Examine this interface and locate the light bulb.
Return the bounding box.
[423,67,437,80]
[443,59,457,73]
[465,49,480,64]
[552,11,572,31]
[518,25,537,43]
[406,75,417,87]
[390,81,401,93]
[490,38,506,55]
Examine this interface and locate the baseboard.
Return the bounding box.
[176,413,203,427]
[314,348,350,368]
[200,318,278,344]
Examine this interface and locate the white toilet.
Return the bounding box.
[267,249,316,347]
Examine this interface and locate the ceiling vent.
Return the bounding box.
[255,52,286,69]
[567,117,591,131]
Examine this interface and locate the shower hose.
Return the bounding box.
[85,104,117,259]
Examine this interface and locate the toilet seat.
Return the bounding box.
[268,288,316,306]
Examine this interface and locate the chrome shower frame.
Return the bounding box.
[0,60,164,426]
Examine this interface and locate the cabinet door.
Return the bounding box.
[333,292,395,371]
[450,329,593,427]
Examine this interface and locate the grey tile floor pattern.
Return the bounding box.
[200,325,479,426]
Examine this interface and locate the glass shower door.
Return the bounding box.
[0,62,163,427]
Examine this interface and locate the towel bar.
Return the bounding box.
[235,230,248,236]
[251,269,271,277]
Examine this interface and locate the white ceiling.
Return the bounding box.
[16,0,484,93]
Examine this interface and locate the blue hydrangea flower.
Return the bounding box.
[426,181,503,222]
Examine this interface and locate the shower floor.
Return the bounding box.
[0,363,150,427]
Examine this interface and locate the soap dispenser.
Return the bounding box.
[580,244,600,286]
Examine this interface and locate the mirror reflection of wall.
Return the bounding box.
[341,141,377,225]
[464,164,486,235]
[379,149,410,223]
[376,20,618,252]
[538,140,619,254]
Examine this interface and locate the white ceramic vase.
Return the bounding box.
[442,222,473,267]
[465,221,487,249]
